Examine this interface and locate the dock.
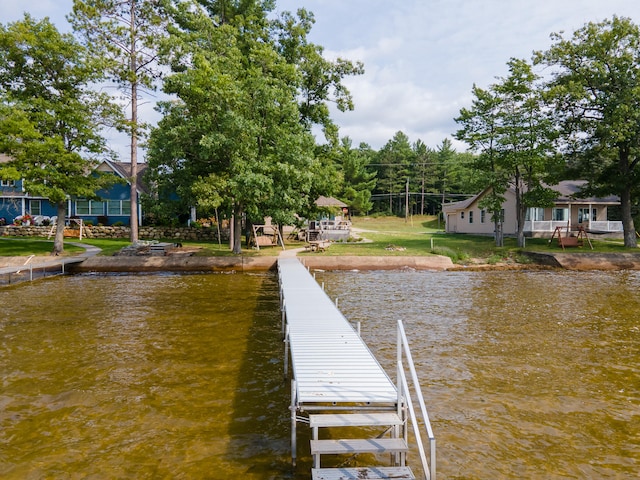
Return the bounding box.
[278,258,436,479]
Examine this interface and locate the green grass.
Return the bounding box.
[78,238,132,256]
[0,215,634,264]
[0,237,85,256]
[302,215,634,263]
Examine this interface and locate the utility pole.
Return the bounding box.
[405,177,409,223]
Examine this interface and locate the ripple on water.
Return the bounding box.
[1,269,638,479]
[317,269,640,479]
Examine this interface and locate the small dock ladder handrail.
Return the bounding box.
[397,320,436,480]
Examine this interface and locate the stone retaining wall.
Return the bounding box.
[0,225,229,242]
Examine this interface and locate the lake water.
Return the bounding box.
[1,269,638,479]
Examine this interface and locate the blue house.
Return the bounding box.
[0,154,147,226]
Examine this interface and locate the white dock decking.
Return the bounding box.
[278,257,397,405]
[278,257,435,479]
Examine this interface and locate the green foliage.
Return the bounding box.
[146,1,362,252]
[274,8,364,144]
[455,58,557,247]
[535,16,640,247]
[334,138,376,215]
[148,3,317,251]
[69,0,167,242]
[374,131,414,214]
[0,15,120,254]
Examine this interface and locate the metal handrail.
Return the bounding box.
[397,320,436,480]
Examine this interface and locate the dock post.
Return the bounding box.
[290,380,297,468]
[284,325,289,378]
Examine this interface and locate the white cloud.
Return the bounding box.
[8,0,640,155]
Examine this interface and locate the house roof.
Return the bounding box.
[551,180,619,204]
[441,193,482,213]
[98,160,149,194]
[315,195,348,208]
[442,180,620,213]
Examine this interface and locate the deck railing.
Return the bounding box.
[525,220,623,232]
[397,320,436,480]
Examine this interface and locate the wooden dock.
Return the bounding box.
[278,258,435,479]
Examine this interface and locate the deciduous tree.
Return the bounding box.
[148,3,316,253]
[0,15,119,254]
[535,16,640,247]
[455,58,557,247]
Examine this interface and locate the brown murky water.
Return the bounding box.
[1,269,639,479]
[317,269,640,479]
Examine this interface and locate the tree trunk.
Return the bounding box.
[494,217,503,247]
[514,174,526,248]
[129,2,139,244]
[52,201,67,255]
[620,187,638,248]
[232,204,243,254]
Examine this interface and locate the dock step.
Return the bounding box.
[311,438,409,455]
[309,413,403,429]
[312,466,415,479]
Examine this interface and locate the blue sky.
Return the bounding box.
[4,0,640,158]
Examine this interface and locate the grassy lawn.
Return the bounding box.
[301,215,632,263]
[0,215,633,264]
[0,237,86,256]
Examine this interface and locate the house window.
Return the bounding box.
[578,208,596,223]
[461,211,465,219]
[526,208,545,221]
[1,180,15,187]
[469,211,474,223]
[480,210,485,223]
[76,200,105,216]
[29,200,41,215]
[553,208,568,221]
[108,200,131,215]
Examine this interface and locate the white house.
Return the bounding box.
[442,180,623,237]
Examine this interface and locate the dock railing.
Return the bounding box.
[0,257,81,286]
[397,320,436,480]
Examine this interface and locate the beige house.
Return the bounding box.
[442,180,622,237]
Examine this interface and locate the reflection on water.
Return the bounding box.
[1,269,639,479]
[0,273,292,479]
[317,269,640,479]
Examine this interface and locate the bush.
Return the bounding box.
[487,253,503,265]
[430,245,469,263]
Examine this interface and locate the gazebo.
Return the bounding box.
[307,196,351,242]
[314,195,348,209]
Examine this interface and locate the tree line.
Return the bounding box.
[1,2,640,252]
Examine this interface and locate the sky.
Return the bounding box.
[3,0,640,159]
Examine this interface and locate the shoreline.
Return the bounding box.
[63,251,640,273]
